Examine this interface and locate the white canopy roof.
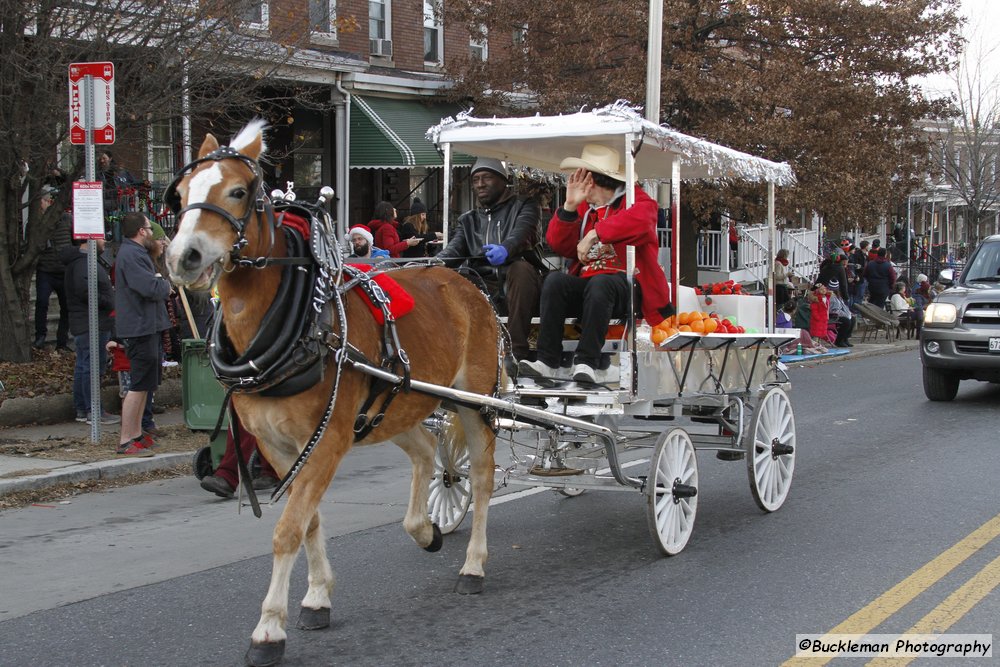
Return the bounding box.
[426,102,796,186]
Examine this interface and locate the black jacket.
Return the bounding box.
[437,195,543,270]
[37,212,73,274]
[60,245,114,336]
[816,261,849,301]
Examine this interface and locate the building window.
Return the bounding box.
[513,23,528,47]
[423,0,442,65]
[370,0,388,40]
[309,0,337,35]
[291,110,325,203]
[470,25,487,61]
[369,0,392,57]
[241,2,269,30]
[146,119,176,187]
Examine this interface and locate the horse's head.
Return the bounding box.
[165,120,267,290]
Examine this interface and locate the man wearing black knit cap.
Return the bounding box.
[437,157,544,368]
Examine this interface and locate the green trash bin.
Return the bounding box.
[181,339,229,476]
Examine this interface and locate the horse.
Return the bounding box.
[164,120,500,666]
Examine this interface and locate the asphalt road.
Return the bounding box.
[1,348,998,667]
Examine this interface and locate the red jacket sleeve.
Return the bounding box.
[377,225,408,258]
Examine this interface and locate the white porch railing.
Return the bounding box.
[657,225,821,285]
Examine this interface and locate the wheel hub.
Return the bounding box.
[771,438,794,458]
[671,478,698,503]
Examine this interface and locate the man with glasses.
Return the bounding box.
[112,212,170,457]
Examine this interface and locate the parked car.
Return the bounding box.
[920,234,1000,400]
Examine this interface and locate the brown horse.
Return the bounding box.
[165,121,500,666]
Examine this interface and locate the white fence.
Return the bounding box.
[661,226,821,284]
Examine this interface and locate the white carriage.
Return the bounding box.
[421,105,798,555]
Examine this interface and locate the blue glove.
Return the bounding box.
[483,244,508,266]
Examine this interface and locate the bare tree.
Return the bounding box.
[0,0,328,361]
[928,24,1000,248]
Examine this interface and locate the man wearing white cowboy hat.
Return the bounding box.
[519,144,673,384]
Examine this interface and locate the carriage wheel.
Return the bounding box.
[745,386,796,512]
[427,415,472,534]
[646,427,698,556]
[192,446,214,480]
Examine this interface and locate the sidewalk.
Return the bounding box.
[0,337,919,498]
[0,406,196,497]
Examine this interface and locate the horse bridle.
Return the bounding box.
[163,145,276,266]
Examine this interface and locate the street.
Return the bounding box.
[1,348,998,666]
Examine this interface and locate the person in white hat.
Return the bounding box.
[437,156,544,368]
[519,144,673,384]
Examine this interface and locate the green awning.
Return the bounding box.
[350,96,474,169]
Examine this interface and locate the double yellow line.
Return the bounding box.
[783,513,1000,666]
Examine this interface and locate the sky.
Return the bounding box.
[918,0,1000,97]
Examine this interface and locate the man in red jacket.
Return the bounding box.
[519,144,673,383]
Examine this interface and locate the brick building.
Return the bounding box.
[108,0,495,235]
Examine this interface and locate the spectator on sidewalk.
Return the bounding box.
[863,247,896,309]
[826,279,855,347]
[200,413,279,499]
[850,240,869,307]
[60,236,119,424]
[774,248,794,307]
[369,201,419,258]
[809,283,833,344]
[113,212,171,457]
[33,186,72,350]
[398,198,441,258]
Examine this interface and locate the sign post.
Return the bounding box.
[69,62,114,442]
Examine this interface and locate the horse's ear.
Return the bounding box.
[241,133,263,161]
[198,134,219,158]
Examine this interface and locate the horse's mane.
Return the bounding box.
[231,118,268,153]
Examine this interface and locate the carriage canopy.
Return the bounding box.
[426,102,796,185]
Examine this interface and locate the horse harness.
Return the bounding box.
[167,149,418,512]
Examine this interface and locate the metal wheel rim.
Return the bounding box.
[428,426,471,534]
[746,387,796,512]
[646,428,698,556]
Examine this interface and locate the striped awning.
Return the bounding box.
[350,96,474,169]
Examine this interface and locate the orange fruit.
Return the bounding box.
[678,311,692,325]
[703,318,719,334]
[689,319,705,334]
[679,324,692,332]
[663,327,679,338]
[651,328,668,345]
[699,311,710,320]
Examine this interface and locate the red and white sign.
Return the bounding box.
[72,181,105,239]
[68,62,115,145]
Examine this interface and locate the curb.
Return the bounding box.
[782,339,919,366]
[0,452,193,496]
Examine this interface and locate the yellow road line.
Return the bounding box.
[866,551,1000,667]
[782,513,1000,667]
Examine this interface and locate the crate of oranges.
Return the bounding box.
[649,311,745,346]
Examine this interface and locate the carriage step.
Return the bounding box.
[716,450,745,461]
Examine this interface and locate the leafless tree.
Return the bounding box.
[0,0,325,361]
[928,24,1000,247]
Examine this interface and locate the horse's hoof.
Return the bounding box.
[297,606,331,630]
[245,640,285,667]
[424,523,443,553]
[454,574,484,595]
